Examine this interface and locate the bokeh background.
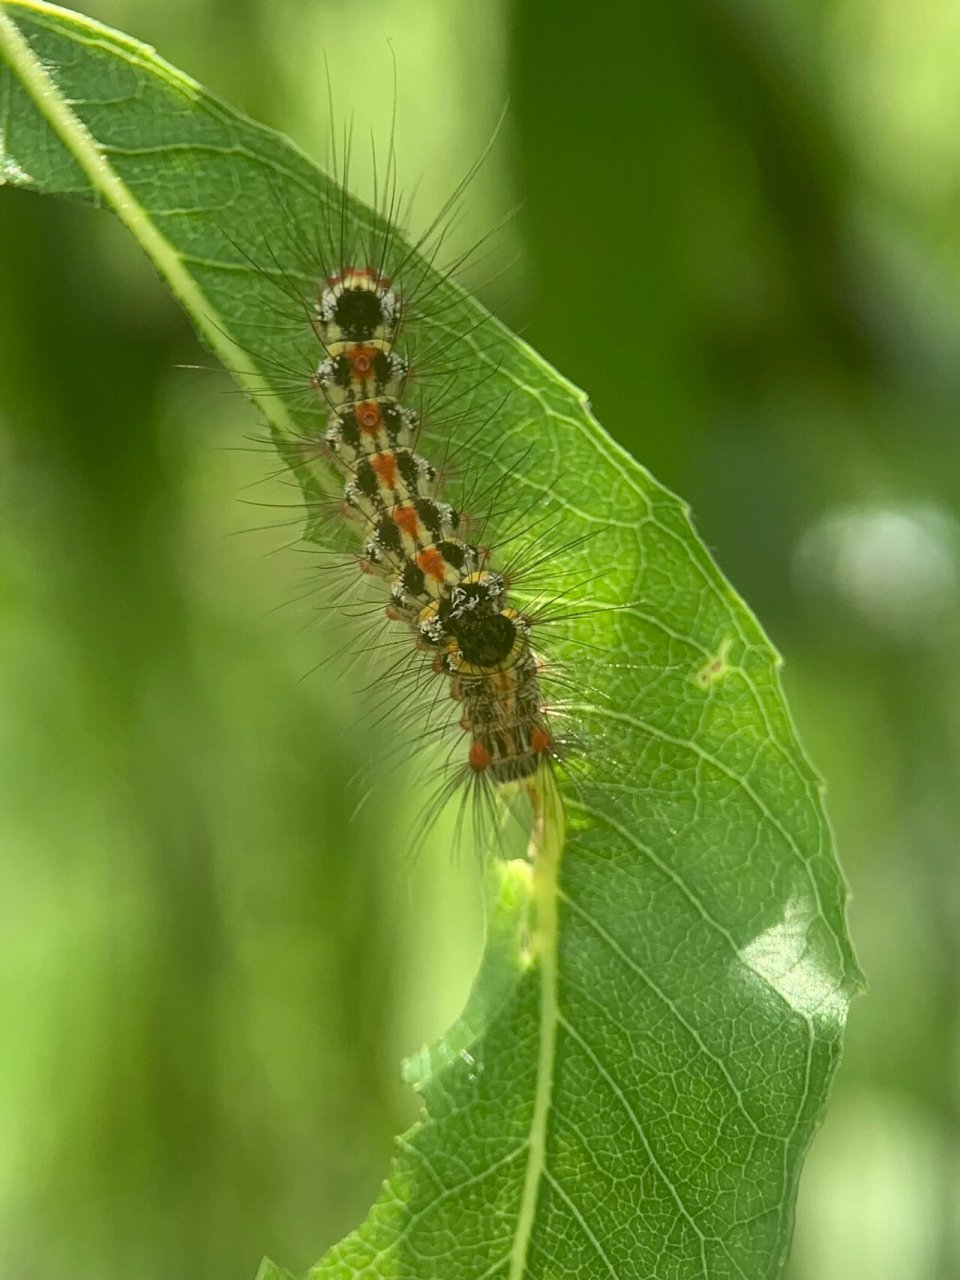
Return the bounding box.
[1,0,957,1277]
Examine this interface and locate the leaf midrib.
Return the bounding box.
[507,774,564,1280]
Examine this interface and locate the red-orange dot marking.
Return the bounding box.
[469,741,491,772]
[531,727,552,754]
[357,401,381,433]
[350,347,374,376]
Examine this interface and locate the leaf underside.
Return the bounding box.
[0,4,862,1278]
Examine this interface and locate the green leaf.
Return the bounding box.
[256,1263,297,1280]
[0,3,863,1277]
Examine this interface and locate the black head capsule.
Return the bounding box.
[457,611,519,668]
[316,269,400,343]
[334,287,386,340]
[441,577,517,668]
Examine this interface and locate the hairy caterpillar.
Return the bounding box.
[316,264,553,777]
[240,136,588,846]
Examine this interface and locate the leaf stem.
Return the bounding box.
[508,767,565,1280]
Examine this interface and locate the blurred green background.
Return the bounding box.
[1,0,957,1277]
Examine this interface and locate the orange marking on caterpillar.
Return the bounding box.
[357,401,382,434]
[469,741,491,772]
[417,547,447,582]
[392,504,419,538]
[371,452,398,488]
[349,346,375,377]
[531,727,552,754]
